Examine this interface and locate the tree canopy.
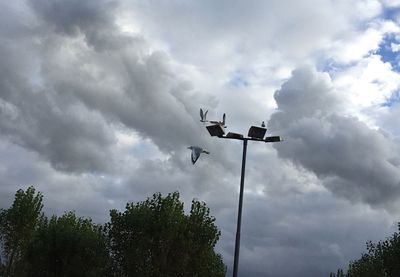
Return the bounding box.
[0,187,226,277]
[108,192,226,277]
[24,212,111,277]
[0,186,43,276]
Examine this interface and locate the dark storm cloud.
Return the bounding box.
[0,0,225,173]
[31,0,115,34]
[29,0,220,155]
[269,67,400,207]
[0,17,115,173]
[30,0,123,51]
[0,95,115,172]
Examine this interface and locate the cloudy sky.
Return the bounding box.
[1,0,400,276]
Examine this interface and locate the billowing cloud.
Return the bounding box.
[0,0,226,173]
[269,67,400,208]
[0,9,115,172]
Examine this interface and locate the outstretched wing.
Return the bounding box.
[200,108,204,121]
[191,148,201,164]
[222,113,226,125]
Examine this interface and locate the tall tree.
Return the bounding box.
[24,211,111,277]
[108,192,226,277]
[330,269,345,277]
[0,186,43,277]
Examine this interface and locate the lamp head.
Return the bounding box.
[248,126,267,140]
[206,124,225,137]
[226,132,244,139]
[264,136,282,142]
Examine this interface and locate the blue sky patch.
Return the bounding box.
[228,71,250,88]
[382,90,400,107]
[377,33,400,71]
[382,6,400,22]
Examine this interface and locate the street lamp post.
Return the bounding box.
[233,138,247,277]
[206,124,282,277]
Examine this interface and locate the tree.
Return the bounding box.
[330,269,345,277]
[108,192,226,277]
[0,186,43,277]
[24,211,111,277]
[1,187,226,277]
[331,223,400,277]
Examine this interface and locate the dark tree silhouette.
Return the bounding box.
[24,212,111,277]
[0,186,43,277]
[108,192,226,277]
[1,188,226,277]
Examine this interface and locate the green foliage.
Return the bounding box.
[185,199,226,276]
[1,188,226,277]
[330,269,345,277]
[108,192,226,277]
[331,224,400,277]
[0,186,43,277]
[24,211,111,277]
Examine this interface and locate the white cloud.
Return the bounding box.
[354,0,383,20]
[381,0,400,8]
[269,67,400,209]
[391,42,400,51]
[327,20,399,64]
[333,55,400,112]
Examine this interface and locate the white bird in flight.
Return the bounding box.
[200,108,208,123]
[187,146,210,164]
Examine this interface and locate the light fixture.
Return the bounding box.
[206,124,225,137]
[264,136,282,143]
[226,132,244,139]
[248,126,267,140]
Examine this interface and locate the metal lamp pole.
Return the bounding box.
[206,124,281,277]
[233,139,247,277]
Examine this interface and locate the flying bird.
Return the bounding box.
[187,146,210,164]
[200,108,208,123]
[209,113,226,128]
[261,121,265,127]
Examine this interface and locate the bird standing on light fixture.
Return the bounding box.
[209,113,226,128]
